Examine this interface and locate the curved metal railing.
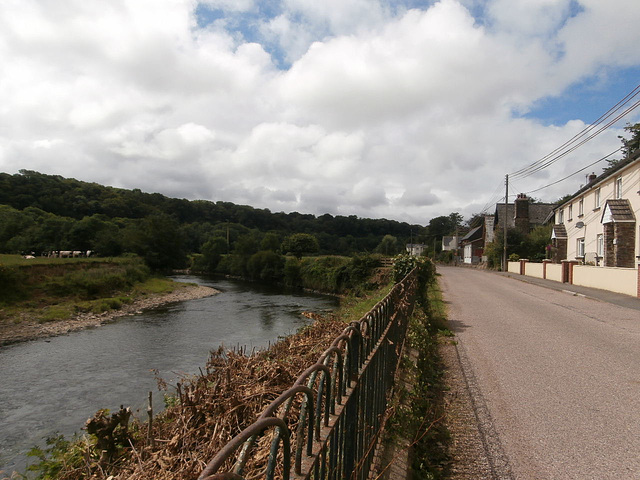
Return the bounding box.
[199,268,419,480]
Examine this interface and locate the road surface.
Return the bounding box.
[438,266,640,479]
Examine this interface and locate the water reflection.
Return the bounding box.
[260,309,275,329]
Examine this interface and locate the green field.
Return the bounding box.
[0,255,181,325]
[0,254,127,266]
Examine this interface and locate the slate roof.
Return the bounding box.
[494,202,556,229]
[460,225,483,243]
[442,236,458,248]
[602,199,636,222]
[552,224,567,239]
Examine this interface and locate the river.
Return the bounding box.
[0,275,338,476]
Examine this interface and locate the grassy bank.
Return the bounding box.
[195,252,390,296]
[0,255,181,326]
[384,273,452,479]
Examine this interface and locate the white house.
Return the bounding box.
[551,150,640,268]
[406,243,426,256]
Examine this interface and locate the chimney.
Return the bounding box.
[588,172,597,184]
[514,193,530,235]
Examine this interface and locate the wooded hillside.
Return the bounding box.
[0,170,424,268]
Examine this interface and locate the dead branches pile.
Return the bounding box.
[57,314,346,480]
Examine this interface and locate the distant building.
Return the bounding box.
[494,195,556,235]
[461,227,483,264]
[406,243,426,256]
[442,236,459,251]
[460,197,555,265]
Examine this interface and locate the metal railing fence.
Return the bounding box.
[199,268,419,480]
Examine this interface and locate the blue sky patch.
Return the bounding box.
[195,4,225,29]
[195,1,291,68]
[525,65,640,126]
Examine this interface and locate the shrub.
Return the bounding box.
[247,251,284,282]
[299,256,350,292]
[392,254,435,288]
[335,254,382,294]
[283,257,301,287]
[0,264,27,304]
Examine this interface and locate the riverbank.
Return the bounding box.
[0,283,219,346]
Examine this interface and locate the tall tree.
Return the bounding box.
[619,122,640,158]
[282,233,319,259]
[131,214,187,271]
[376,235,399,255]
[606,122,640,171]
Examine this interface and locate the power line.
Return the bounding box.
[480,180,506,214]
[509,83,640,179]
[510,82,640,178]
[511,98,640,179]
[523,147,622,196]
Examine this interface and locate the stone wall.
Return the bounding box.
[604,222,636,268]
[614,223,636,268]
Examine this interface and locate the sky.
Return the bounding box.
[1,0,640,225]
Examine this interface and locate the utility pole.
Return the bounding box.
[503,174,508,271]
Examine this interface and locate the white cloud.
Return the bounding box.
[397,187,440,207]
[199,0,256,12]
[0,0,639,225]
[486,0,574,38]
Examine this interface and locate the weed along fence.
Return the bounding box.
[198,268,419,480]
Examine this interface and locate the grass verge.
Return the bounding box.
[385,274,451,480]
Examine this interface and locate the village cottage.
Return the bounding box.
[546,150,640,296]
[460,195,555,265]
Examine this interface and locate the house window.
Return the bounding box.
[578,198,584,217]
[615,176,623,199]
[558,208,564,223]
[596,234,604,258]
[577,238,585,258]
[568,204,573,221]
[594,188,601,209]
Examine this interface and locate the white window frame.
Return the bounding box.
[594,188,601,209]
[568,204,573,221]
[558,208,564,223]
[578,197,584,216]
[577,237,585,258]
[615,176,623,199]
[596,234,604,258]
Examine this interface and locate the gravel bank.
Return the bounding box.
[0,284,219,346]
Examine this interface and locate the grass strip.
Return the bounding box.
[384,274,452,480]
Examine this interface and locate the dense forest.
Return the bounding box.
[0,170,431,271]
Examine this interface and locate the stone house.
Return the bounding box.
[460,226,483,264]
[474,195,556,263]
[442,235,459,251]
[494,195,556,236]
[551,150,640,267]
[459,196,555,265]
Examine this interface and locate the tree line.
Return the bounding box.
[0,171,435,270]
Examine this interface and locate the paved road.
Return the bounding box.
[438,266,640,479]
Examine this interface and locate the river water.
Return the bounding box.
[0,275,338,476]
